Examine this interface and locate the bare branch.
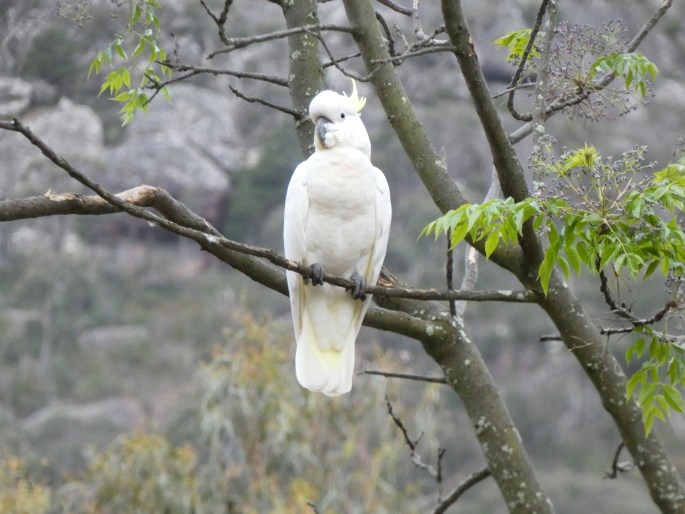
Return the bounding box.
[228,86,301,118]
[207,24,355,59]
[370,45,455,66]
[454,166,500,323]
[446,229,456,316]
[385,395,439,477]
[626,0,673,52]
[362,369,448,384]
[598,266,677,328]
[305,27,379,82]
[506,0,549,122]
[375,10,397,57]
[199,0,234,46]
[322,51,363,69]
[376,0,413,16]
[604,442,634,479]
[432,467,491,514]
[306,500,322,514]
[143,64,288,106]
[168,64,288,87]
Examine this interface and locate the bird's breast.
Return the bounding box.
[304,150,378,275]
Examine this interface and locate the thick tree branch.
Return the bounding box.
[283,1,326,155]
[440,0,529,204]
[441,0,545,285]
[539,274,685,513]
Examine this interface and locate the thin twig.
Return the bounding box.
[370,45,455,66]
[322,51,363,69]
[446,229,456,316]
[598,266,677,327]
[199,0,233,46]
[506,0,549,122]
[228,86,301,118]
[604,441,634,479]
[376,10,397,57]
[362,370,448,384]
[143,65,288,106]
[208,24,355,59]
[385,395,439,477]
[306,500,322,514]
[305,28,379,82]
[432,468,491,514]
[172,65,287,86]
[376,0,413,16]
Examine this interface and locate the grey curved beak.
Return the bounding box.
[315,116,332,147]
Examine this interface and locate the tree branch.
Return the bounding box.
[598,267,677,328]
[432,467,491,514]
[604,441,634,479]
[228,85,301,118]
[362,369,447,384]
[506,0,549,122]
[207,24,355,59]
[385,395,440,477]
[376,0,413,16]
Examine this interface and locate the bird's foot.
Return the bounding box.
[348,272,367,301]
[304,263,325,286]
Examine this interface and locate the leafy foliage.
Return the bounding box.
[494,29,539,62]
[626,330,685,435]
[198,312,437,514]
[0,456,50,514]
[423,146,685,432]
[88,0,171,124]
[496,20,658,121]
[85,433,198,514]
[589,52,658,97]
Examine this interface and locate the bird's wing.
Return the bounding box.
[368,166,392,285]
[351,165,391,336]
[283,161,310,339]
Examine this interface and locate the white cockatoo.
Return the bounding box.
[283,81,391,396]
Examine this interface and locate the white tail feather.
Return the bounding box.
[295,287,356,396]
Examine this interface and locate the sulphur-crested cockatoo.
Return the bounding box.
[284,82,391,396]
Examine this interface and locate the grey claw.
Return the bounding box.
[349,272,367,301]
[306,263,325,286]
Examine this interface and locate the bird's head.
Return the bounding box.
[309,80,371,157]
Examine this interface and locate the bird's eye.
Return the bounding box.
[340,112,346,119]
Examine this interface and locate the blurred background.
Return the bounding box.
[1,0,684,512]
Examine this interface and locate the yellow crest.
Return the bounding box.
[343,79,366,113]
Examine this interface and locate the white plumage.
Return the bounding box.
[283,84,391,396]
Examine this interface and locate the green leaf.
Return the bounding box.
[663,384,685,413]
[560,144,597,175]
[484,230,499,258]
[493,29,538,61]
[626,368,646,399]
[626,338,646,364]
[564,241,582,275]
